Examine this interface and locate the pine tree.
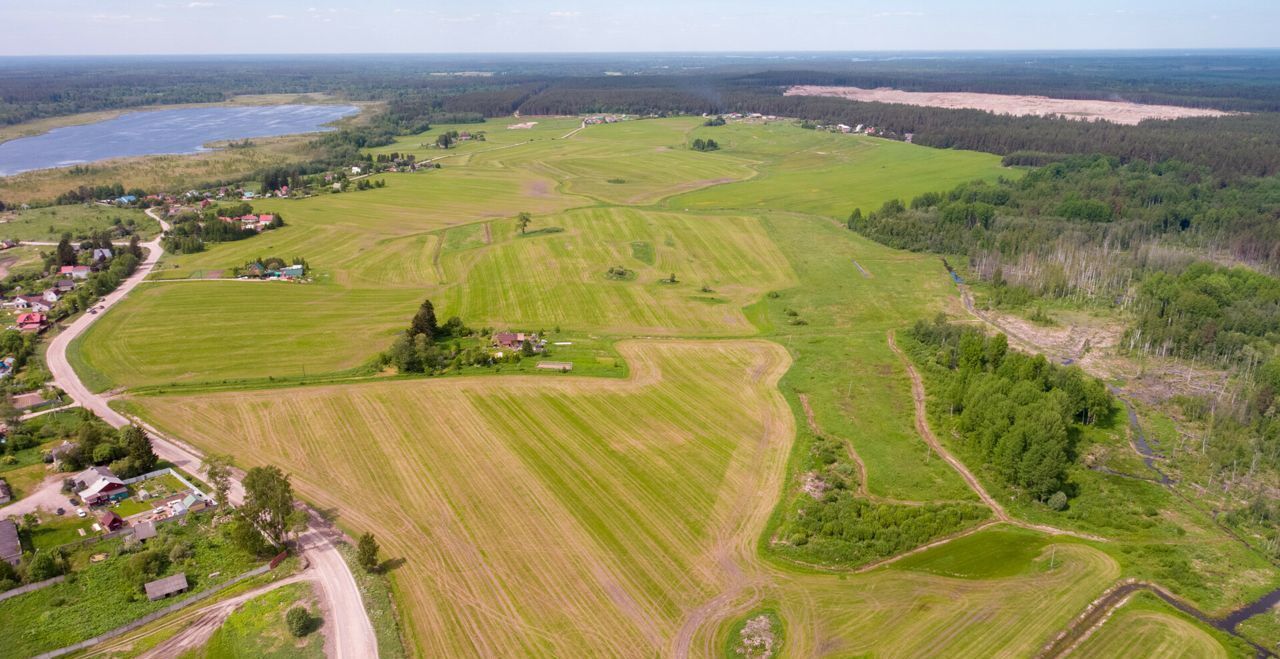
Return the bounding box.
[410,299,439,341]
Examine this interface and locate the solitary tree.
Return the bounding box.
[357,532,380,572]
[242,466,297,547]
[516,212,532,234]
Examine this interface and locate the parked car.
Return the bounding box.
[55,508,65,516]
[68,497,77,506]
[75,507,86,518]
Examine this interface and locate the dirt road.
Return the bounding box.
[44,207,378,658]
[886,330,1011,520]
[134,574,311,659]
[887,330,1107,542]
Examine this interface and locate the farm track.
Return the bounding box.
[45,207,378,659]
[85,574,311,658]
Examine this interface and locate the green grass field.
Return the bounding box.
[0,203,157,242]
[668,122,1012,218]
[0,516,259,658]
[196,582,324,659]
[1072,592,1244,658]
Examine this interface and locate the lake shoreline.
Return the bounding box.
[0,93,359,148]
[0,102,361,177]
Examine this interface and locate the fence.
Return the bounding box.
[0,575,65,603]
[34,562,273,659]
[122,467,213,503]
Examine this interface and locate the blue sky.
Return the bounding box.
[3,0,1277,55]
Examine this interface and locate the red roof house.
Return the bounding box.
[59,265,92,279]
[16,312,46,333]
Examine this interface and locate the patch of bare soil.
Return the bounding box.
[525,180,552,197]
[785,86,1235,125]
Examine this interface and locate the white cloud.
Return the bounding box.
[549,10,581,18]
[187,1,216,7]
[872,10,924,18]
[267,14,288,19]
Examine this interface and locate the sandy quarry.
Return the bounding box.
[785,85,1235,125]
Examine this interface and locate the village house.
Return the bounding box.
[492,332,546,353]
[144,573,189,601]
[60,265,92,280]
[55,279,76,293]
[47,440,74,467]
[92,248,113,261]
[76,466,129,506]
[98,509,124,532]
[279,264,304,279]
[41,289,60,304]
[17,312,47,333]
[0,240,17,250]
[0,519,19,567]
[0,356,15,379]
[0,478,11,505]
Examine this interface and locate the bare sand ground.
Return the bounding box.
[785,86,1235,125]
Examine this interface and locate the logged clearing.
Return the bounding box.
[785,85,1235,125]
[132,341,1120,657]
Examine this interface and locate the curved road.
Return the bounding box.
[44,208,378,658]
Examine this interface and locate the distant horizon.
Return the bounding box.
[5,1,1278,56]
[3,48,1280,60]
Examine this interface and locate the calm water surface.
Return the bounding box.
[0,104,358,176]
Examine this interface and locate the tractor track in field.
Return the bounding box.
[669,344,793,658]
[1038,579,1278,659]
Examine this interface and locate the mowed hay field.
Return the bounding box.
[440,207,796,335]
[134,340,796,656]
[68,115,1154,655]
[131,341,1122,657]
[1072,593,1233,658]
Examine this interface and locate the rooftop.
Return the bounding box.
[144,572,188,600]
[0,519,19,563]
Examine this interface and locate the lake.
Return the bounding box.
[0,104,359,176]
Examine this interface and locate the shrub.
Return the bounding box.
[286,605,314,637]
[1047,491,1068,511]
